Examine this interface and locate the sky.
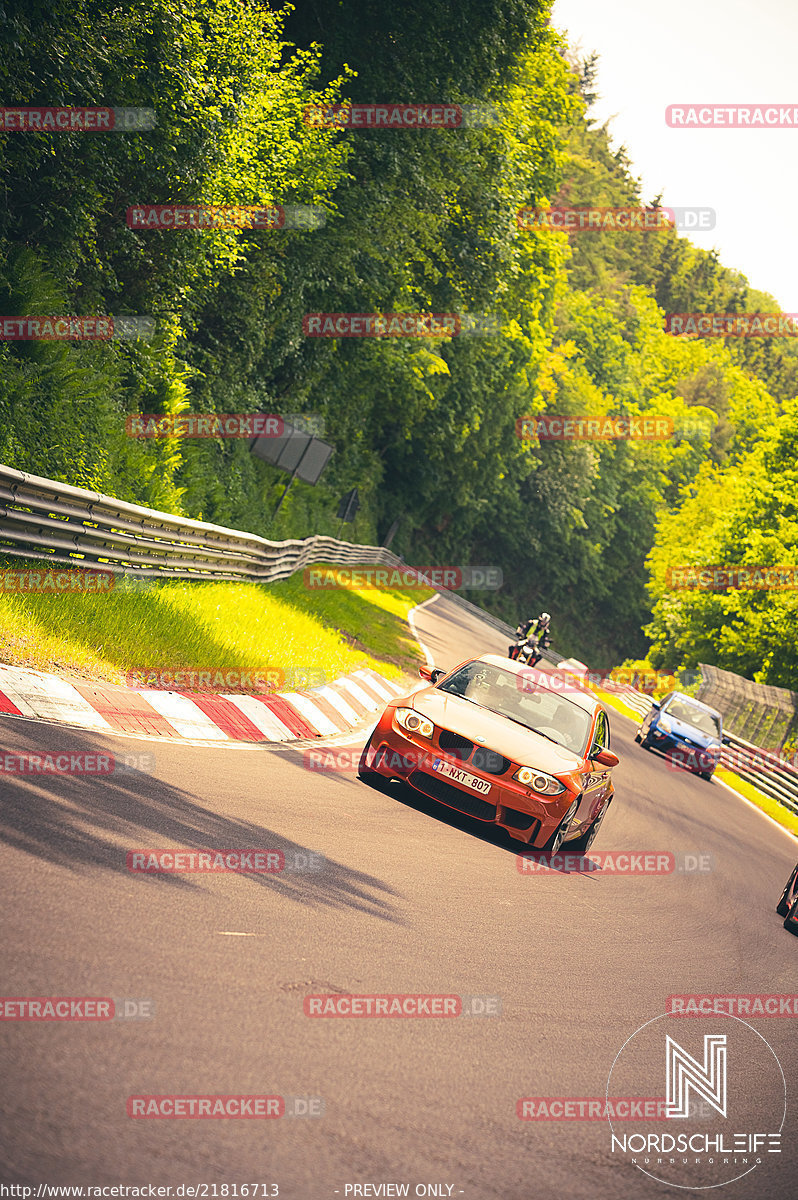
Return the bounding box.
[552,0,798,312]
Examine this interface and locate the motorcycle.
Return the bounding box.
[508,625,543,667]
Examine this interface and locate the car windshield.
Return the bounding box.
[664,698,721,738]
[438,661,592,755]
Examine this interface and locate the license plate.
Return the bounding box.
[432,758,491,795]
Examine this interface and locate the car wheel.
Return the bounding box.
[700,770,713,781]
[540,800,579,854]
[634,731,642,744]
[357,737,382,785]
[358,766,382,785]
[784,896,798,936]
[565,800,610,854]
[776,863,798,917]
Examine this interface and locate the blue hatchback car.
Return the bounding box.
[635,691,729,780]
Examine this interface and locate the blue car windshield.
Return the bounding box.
[664,698,720,738]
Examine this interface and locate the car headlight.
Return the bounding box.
[657,715,672,733]
[513,766,565,795]
[395,707,434,739]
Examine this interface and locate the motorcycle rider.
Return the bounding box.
[530,611,552,651]
[509,611,552,661]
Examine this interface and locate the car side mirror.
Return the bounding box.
[594,748,620,768]
[419,665,444,684]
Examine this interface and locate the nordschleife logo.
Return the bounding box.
[666,1034,727,1119]
[606,1013,785,1189]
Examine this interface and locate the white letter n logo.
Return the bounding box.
[666,1035,727,1118]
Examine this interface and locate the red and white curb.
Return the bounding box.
[0,664,408,744]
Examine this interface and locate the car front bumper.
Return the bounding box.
[648,728,720,773]
[363,719,585,847]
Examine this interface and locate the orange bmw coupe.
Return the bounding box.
[358,654,618,852]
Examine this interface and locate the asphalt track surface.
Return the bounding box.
[1,594,796,1199]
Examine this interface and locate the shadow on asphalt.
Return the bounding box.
[355,771,609,875]
[0,718,403,921]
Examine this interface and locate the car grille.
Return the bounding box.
[470,747,511,776]
[501,808,540,833]
[408,770,497,821]
[435,733,511,777]
[437,730,474,760]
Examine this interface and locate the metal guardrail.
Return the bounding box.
[3,464,792,819]
[0,461,558,644]
[596,679,798,819]
[697,661,798,752]
[0,464,403,582]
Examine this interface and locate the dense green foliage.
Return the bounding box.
[1,1,795,683]
[644,403,798,688]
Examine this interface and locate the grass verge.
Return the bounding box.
[714,767,798,838]
[592,687,648,725]
[0,559,433,691]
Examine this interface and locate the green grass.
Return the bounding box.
[592,687,648,725]
[0,559,433,690]
[714,767,798,838]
